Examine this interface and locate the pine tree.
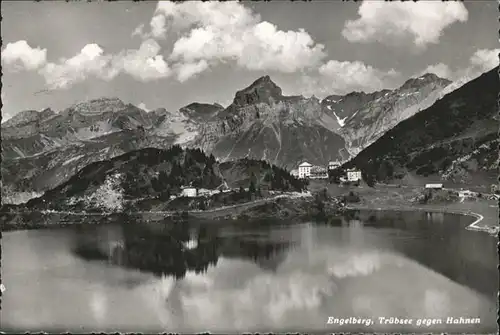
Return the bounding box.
[249,180,256,194]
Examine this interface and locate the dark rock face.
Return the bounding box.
[399,73,447,91]
[190,76,347,169]
[344,67,499,185]
[179,102,224,122]
[232,75,284,107]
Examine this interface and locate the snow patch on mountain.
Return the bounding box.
[332,111,348,127]
[152,109,200,145]
[174,130,200,146]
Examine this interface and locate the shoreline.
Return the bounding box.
[0,192,316,231]
[1,192,313,217]
[2,190,498,236]
[345,203,498,236]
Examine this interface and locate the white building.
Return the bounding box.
[197,188,220,197]
[458,190,476,198]
[298,162,313,179]
[310,166,328,179]
[346,169,362,182]
[290,169,299,178]
[328,161,341,170]
[180,186,197,197]
[425,183,443,190]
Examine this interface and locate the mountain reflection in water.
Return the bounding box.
[71,216,293,280]
[1,211,497,333]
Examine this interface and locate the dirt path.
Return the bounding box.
[111,192,312,220]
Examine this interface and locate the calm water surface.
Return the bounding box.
[1,210,498,333]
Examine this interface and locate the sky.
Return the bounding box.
[1,1,498,121]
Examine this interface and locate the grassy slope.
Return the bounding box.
[308,179,498,228]
[344,67,499,184]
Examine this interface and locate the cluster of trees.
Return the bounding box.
[117,146,311,208]
[262,165,308,191]
[362,171,376,187]
[120,146,221,199]
[328,168,343,184]
[226,158,308,192]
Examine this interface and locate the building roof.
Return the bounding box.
[299,162,312,167]
[329,161,340,165]
[425,183,443,188]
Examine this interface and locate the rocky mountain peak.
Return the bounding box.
[345,91,367,98]
[69,97,127,115]
[252,75,275,86]
[232,75,283,107]
[151,107,168,116]
[2,110,40,127]
[40,107,55,114]
[179,102,224,121]
[400,73,451,91]
[39,108,56,121]
[182,102,222,111]
[322,94,343,103]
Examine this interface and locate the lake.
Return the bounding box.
[1,210,497,333]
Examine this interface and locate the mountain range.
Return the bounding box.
[345,66,499,186]
[1,70,468,200]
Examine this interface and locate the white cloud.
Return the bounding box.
[318,60,399,90]
[469,48,499,72]
[39,44,115,89]
[421,48,499,82]
[175,60,209,82]
[343,1,468,49]
[112,39,171,82]
[38,39,171,89]
[148,2,326,81]
[236,22,326,73]
[298,60,401,96]
[150,14,167,39]
[1,40,47,71]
